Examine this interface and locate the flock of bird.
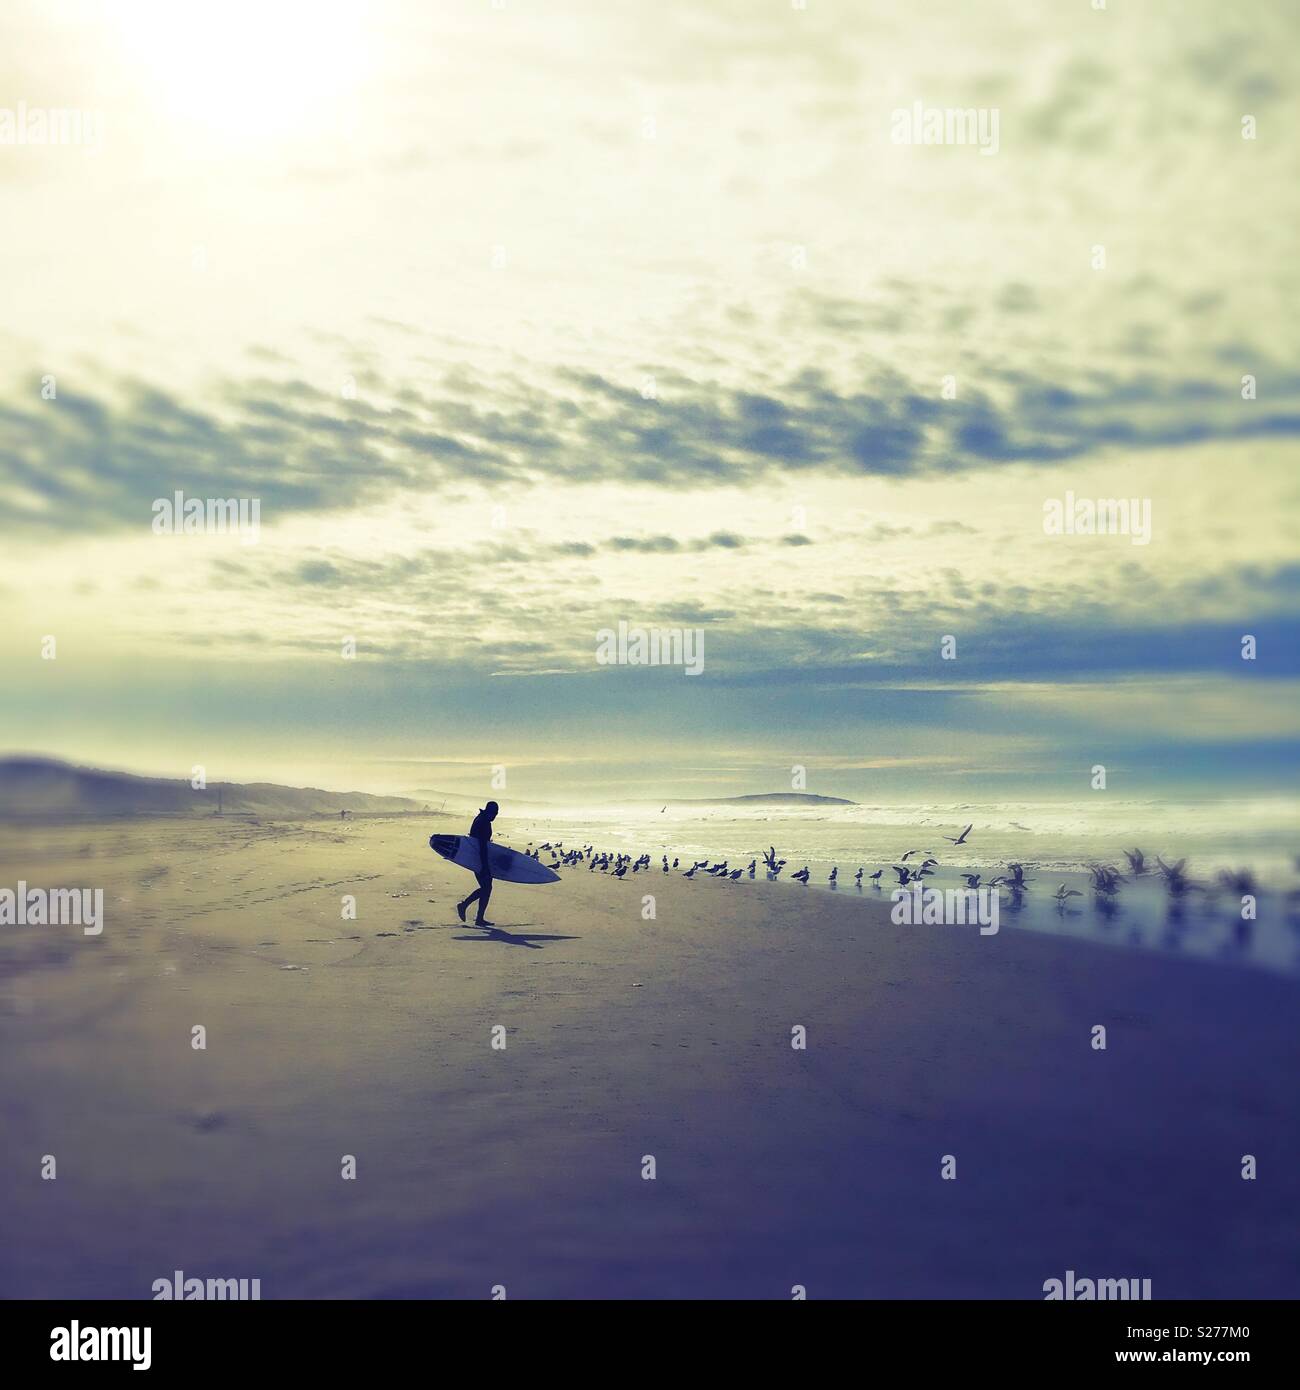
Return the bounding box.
[521,829,1261,911]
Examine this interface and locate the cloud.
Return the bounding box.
[7,354,1300,537]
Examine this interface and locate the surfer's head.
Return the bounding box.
[484,800,499,820]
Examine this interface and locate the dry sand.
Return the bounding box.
[1,815,1296,1299]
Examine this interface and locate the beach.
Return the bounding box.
[1,813,1297,1300]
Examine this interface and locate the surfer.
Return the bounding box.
[456,800,499,927]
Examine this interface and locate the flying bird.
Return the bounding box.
[1156,857,1201,898]
[1004,863,1033,890]
[1088,864,1126,894]
[1216,868,1258,895]
[944,824,973,845]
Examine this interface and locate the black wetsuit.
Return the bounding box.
[460,810,494,919]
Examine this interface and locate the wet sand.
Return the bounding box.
[1,815,1297,1299]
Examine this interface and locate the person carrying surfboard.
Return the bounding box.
[456,800,499,926]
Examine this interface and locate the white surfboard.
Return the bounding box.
[429,834,560,884]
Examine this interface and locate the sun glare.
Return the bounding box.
[113,0,370,145]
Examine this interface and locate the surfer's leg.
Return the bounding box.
[459,872,487,920]
[474,872,493,925]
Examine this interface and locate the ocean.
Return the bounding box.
[507,796,1300,977]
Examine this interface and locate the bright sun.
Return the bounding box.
[114,0,370,145]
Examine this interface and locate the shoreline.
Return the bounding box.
[1,816,1297,1298]
[3,811,1297,977]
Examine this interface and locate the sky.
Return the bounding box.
[1,0,1298,805]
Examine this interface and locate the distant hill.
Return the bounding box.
[651,793,857,807]
[0,757,431,820]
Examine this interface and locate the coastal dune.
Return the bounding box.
[0,815,1296,1299]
